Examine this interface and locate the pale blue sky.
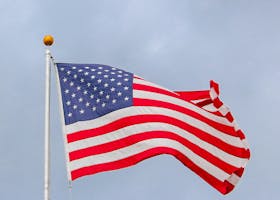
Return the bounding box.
[0,0,279,199]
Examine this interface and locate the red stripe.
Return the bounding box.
[212,111,224,117]
[67,115,249,158]
[134,81,210,102]
[195,99,213,108]
[213,98,223,108]
[133,83,179,98]
[133,98,238,137]
[210,80,220,95]
[234,167,244,177]
[70,147,236,195]
[69,131,238,174]
[175,90,210,101]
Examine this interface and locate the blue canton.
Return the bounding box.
[57,63,133,125]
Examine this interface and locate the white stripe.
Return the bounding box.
[68,122,248,168]
[134,78,178,95]
[202,104,218,112]
[65,106,245,148]
[219,105,229,116]
[191,98,210,104]
[134,75,144,79]
[54,65,72,181]
[241,139,250,151]
[69,138,230,182]
[232,120,240,131]
[210,87,218,99]
[227,173,240,186]
[133,86,231,126]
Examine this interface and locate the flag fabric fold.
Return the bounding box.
[55,63,250,195]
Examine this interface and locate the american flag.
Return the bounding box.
[56,63,250,195]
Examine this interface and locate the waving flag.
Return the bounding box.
[55,63,250,195]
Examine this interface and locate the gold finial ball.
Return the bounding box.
[43,35,54,46]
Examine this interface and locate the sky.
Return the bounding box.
[0,0,279,199]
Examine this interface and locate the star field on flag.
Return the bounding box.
[57,63,133,125]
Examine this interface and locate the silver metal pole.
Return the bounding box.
[44,48,51,200]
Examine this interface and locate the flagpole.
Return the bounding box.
[43,35,54,200]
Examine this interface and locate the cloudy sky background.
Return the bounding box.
[0,0,279,199]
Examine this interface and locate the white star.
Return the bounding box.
[79,109,85,114]
[124,86,129,90]
[112,67,116,70]
[111,72,116,75]
[70,82,74,86]
[104,69,109,72]
[117,92,122,96]
[124,78,129,81]
[112,99,117,104]
[92,106,96,111]
[110,78,115,82]
[73,105,77,109]
[104,75,109,78]
[97,79,102,83]
[73,74,78,79]
[77,86,81,91]
[102,102,106,107]
[87,83,91,87]
[78,98,83,102]
[83,90,88,95]
[96,99,100,103]
[84,72,89,76]
[68,112,72,117]
[99,91,104,95]
[124,74,129,76]
[60,67,64,71]
[63,78,67,82]
[66,101,71,106]
[80,78,84,83]
[90,94,94,99]
[118,70,123,73]
[98,66,103,70]
[97,71,102,75]
[91,68,96,72]
[91,75,95,79]
[65,89,69,94]
[104,83,109,88]
[85,102,90,107]
[71,93,76,98]
[85,66,90,69]
[117,75,122,78]
[67,71,71,75]
[124,96,129,101]
[117,82,122,86]
[94,87,97,91]
[106,95,110,99]
[110,87,115,92]
[78,69,83,72]
[72,66,76,69]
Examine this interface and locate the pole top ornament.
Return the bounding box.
[43,35,54,46]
